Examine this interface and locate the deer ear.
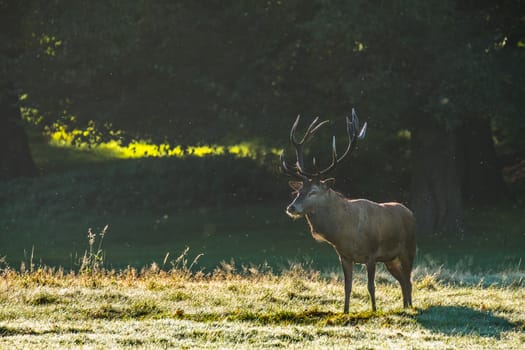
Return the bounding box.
[321,178,335,189]
[288,181,303,191]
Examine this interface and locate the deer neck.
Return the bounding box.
[305,190,350,244]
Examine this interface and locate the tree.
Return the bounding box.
[456,0,525,205]
[0,0,37,180]
[18,1,315,144]
[281,0,522,235]
[4,0,523,227]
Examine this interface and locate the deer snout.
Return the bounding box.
[286,203,304,219]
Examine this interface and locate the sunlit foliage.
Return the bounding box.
[44,121,281,159]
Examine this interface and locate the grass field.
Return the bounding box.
[0,265,523,349]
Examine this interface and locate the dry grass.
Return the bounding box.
[0,263,523,349]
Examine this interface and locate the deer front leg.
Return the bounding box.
[340,257,353,313]
[366,260,377,311]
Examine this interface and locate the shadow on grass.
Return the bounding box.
[0,325,91,337]
[176,308,399,327]
[416,306,518,338]
[224,309,371,326]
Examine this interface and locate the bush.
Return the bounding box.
[0,155,285,217]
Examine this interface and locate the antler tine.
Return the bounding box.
[289,115,306,171]
[279,151,308,180]
[317,108,367,175]
[289,115,302,146]
[290,116,328,144]
[335,108,367,162]
[303,118,330,143]
[318,136,338,175]
[355,108,367,140]
[289,115,330,175]
[305,120,330,143]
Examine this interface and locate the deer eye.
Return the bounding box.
[307,189,318,197]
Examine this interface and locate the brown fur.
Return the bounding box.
[287,179,416,313]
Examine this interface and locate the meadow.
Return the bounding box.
[0,132,524,348]
[0,262,523,349]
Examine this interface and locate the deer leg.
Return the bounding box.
[340,257,353,313]
[366,260,377,312]
[399,255,414,307]
[385,259,409,308]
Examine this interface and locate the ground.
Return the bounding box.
[0,265,523,349]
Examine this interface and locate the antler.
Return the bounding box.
[280,108,367,179]
[318,108,367,175]
[280,115,327,180]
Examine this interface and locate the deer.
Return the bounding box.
[280,109,416,313]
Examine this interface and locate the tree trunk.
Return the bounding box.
[0,2,37,180]
[458,117,510,205]
[410,118,463,236]
[0,81,37,180]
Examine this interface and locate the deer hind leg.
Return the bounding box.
[384,258,409,308]
[399,254,414,307]
[366,260,377,312]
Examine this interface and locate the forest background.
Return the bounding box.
[1,0,524,271]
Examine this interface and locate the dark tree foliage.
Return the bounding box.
[0,0,37,180]
[2,0,524,235]
[284,0,524,234]
[18,1,317,143]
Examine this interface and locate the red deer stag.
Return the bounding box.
[280,109,416,313]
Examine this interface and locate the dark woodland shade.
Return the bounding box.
[1,1,524,236]
[0,81,37,180]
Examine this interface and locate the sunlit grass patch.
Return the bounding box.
[44,123,281,160]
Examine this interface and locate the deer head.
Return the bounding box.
[280,109,367,218]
